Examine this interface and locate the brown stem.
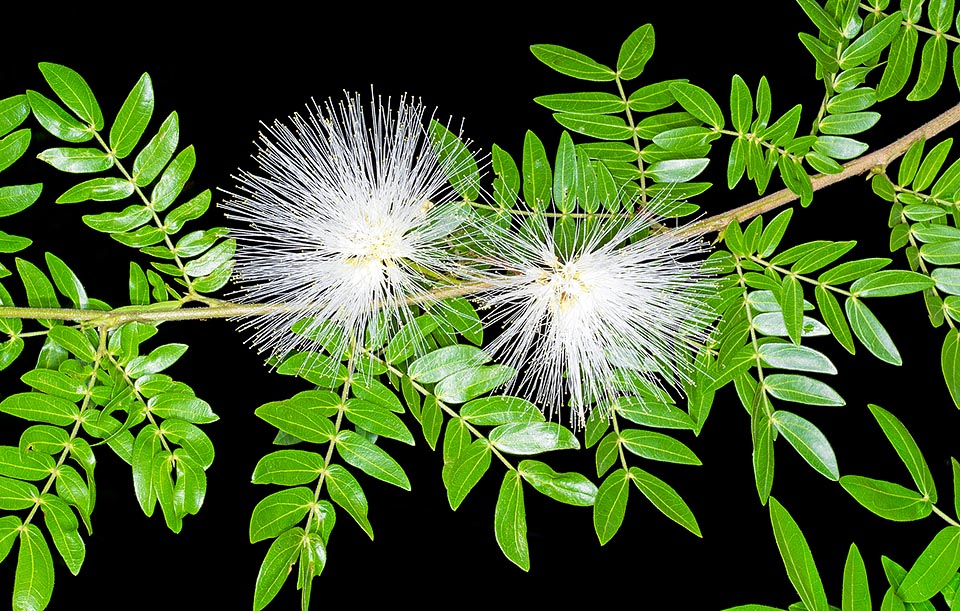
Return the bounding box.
[674,101,960,239]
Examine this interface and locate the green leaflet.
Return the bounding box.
[843,543,872,611]
[110,73,154,159]
[840,475,932,521]
[943,329,960,409]
[769,498,829,611]
[519,459,597,506]
[335,430,410,490]
[530,44,616,81]
[771,410,839,480]
[324,464,373,539]
[252,450,324,486]
[253,527,302,611]
[14,524,54,611]
[867,403,936,501]
[445,439,490,510]
[594,468,630,545]
[898,527,960,602]
[434,364,514,404]
[460,395,543,426]
[495,471,529,571]
[249,488,313,543]
[617,24,655,80]
[629,466,701,537]
[763,373,845,406]
[846,297,901,365]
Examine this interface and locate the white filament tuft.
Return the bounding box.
[475,204,715,428]
[221,93,474,361]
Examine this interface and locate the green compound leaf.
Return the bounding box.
[629,466,701,537]
[253,527,302,611]
[845,297,901,365]
[530,44,616,81]
[764,373,845,406]
[495,471,529,571]
[445,439,491,510]
[669,82,724,129]
[594,468,630,545]
[325,464,373,539]
[14,524,54,611]
[489,422,579,455]
[772,410,839,480]
[769,497,829,611]
[843,543,872,611]
[335,430,410,490]
[898,527,960,603]
[867,403,937,501]
[840,475,933,521]
[434,364,514,404]
[519,459,596,506]
[110,73,154,159]
[617,24,655,80]
[38,62,103,129]
[249,487,313,543]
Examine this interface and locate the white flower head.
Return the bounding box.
[476,202,714,428]
[221,93,476,361]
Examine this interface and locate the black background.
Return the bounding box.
[1,3,958,609]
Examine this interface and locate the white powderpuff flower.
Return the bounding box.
[221,93,475,361]
[476,206,714,428]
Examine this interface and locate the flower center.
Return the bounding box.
[342,213,410,270]
[542,258,592,315]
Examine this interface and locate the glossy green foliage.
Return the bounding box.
[4,5,960,611]
[29,63,232,300]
